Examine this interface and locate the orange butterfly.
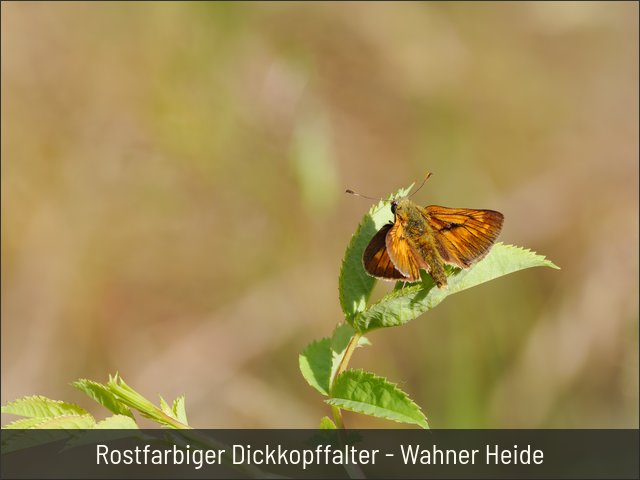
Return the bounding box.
[352,174,504,288]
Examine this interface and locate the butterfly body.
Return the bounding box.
[363,197,504,288]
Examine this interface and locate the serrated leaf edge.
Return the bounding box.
[327,369,428,429]
[1,395,89,418]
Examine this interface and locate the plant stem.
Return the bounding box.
[329,332,361,429]
[331,405,344,429]
[334,332,361,384]
[330,333,367,479]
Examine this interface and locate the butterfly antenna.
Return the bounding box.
[345,189,382,201]
[409,172,433,198]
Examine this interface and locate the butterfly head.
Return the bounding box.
[390,197,413,223]
[390,172,431,219]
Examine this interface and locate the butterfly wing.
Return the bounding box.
[362,224,408,280]
[424,205,504,268]
[384,221,424,282]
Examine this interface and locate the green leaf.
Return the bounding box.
[299,338,332,395]
[72,379,133,418]
[1,401,95,453]
[300,323,370,396]
[107,375,160,418]
[95,414,139,429]
[319,416,337,429]
[159,395,172,416]
[1,417,49,429]
[106,374,188,429]
[1,396,88,419]
[23,414,96,429]
[172,396,188,425]
[338,186,413,320]
[326,369,428,429]
[355,243,559,332]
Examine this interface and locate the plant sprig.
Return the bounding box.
[1,374,188,435]
[300,186,559,429]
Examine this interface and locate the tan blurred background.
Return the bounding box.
[2,2,638,428]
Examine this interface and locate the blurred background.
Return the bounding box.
[2,2,637,428]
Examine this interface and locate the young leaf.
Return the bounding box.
[95,414,139,429]
[326,369,428,429]
[319,416,337,429]
[339,186,413,320]
[299,338,332,396]
[1,396,88,419]
[107,375,159,418]
[106,374,189,429]
[159,396,172,417]
[72,379,133,418]
[355,243,560,332]
[172,396,188,425]
[300,323,371,396]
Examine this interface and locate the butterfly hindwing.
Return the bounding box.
[362,224,408,280]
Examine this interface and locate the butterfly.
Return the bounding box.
[350,174,504,289]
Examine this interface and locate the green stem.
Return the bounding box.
[329,332,361,429]
[331,405,344,429]
[155,410,192,429]
[329,332,367,479]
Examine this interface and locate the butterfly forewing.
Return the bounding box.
[424,206,504,268]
